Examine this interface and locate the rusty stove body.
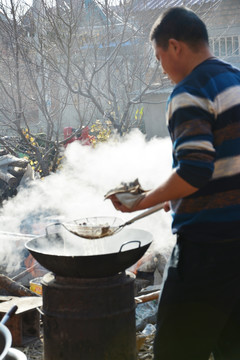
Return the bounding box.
[42,271,136,360]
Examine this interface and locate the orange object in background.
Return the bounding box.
[24,254,47,279]
[128,252,153,275]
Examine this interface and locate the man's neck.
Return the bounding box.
[180,47,214,81]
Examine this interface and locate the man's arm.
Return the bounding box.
[109,170,198,213]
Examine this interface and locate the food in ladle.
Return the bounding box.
[71,221,113,239]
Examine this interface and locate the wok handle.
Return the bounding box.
[119,240,141,252]
[123,202,165,226]
[1,305,18,325]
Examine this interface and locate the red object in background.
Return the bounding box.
[79,127,92,145]
[64,127,76,146]
[64,127,92,147]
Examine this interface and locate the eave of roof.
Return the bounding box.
[132,0,218,12]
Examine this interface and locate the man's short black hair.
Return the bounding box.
[150,7,209,50]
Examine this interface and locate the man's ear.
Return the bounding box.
[168,38,182,55]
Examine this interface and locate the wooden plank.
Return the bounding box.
[0,296,42,313]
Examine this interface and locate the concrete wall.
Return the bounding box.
[141,88,171,139]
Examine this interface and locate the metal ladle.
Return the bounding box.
[51,202,165,240]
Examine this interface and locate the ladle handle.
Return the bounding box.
[123,202,165,226]
[1,305,18,325]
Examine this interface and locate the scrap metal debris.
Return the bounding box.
[0,151,34,205]
[137,332,155,360]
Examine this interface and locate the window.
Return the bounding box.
[220,38,226,56]
[233,36,239,55]
[227,37,232,55]
[210,36,240,57]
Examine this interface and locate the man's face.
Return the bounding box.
[153,40,182,84]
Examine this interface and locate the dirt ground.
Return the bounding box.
[18,328,215,360]
[19,335,43,360]
[18,327,154,360]
[20,330,215,360]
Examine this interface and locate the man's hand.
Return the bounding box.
[163,201,171,212]
[108,194,171,214]
[108,194,133,212]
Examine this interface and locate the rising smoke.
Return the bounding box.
[0,130,176,273]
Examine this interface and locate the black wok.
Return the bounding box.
[25,228,153,278]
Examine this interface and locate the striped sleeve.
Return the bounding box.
[167,92,216,188]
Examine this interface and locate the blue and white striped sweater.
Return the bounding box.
[167,58,240,241]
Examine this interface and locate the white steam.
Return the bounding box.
[0,130,176,273]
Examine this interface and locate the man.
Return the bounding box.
[109,7,240,360]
